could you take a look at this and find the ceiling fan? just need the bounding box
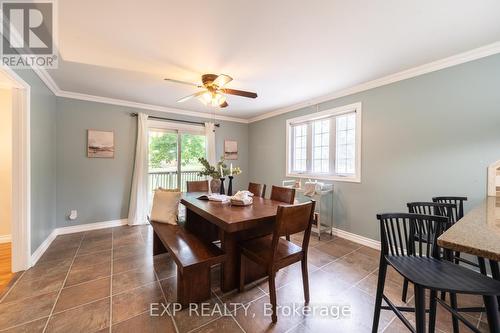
[164,74,257,108]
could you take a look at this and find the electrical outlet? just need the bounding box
[69,210,77,220]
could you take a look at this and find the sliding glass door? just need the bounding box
[148,122,207,197]
[148,129,179,191]
[179,132,206,189]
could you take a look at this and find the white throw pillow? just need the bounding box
[150,189,181,225]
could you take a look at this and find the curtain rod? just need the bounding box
[130,113,220,127]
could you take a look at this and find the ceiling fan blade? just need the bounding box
[213,74,233,88]
[177,90,206,103]
[220,101,228,108]
[164,78,203,88]
[223,88,257,99]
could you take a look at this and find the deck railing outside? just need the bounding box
[148,170,206,193]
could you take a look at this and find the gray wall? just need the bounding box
[16,52,500,251]
[13,69,57,252]
[55,97,248,227]
[7,65,249,250]
[249,54,500,241]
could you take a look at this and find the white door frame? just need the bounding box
[1,66,31,272]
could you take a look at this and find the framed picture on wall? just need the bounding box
[224,140,238,160]
[87,130,115,158]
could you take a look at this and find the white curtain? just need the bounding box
[205,122,216,165]
[128,113,149,225]
[205,122,216,194]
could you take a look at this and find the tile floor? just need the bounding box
[0,225,490,333]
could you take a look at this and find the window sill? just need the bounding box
[286,172,361,183]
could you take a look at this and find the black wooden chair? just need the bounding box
[432,196,467,223]
[434,197,500,305]
[372,213,500,333]
[478,256,500,321]
[401,202,456,303]
[407,201,455,242]
[432,196,485,271]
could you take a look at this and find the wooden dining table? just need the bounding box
[181,192,284,292]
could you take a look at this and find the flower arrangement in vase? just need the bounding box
[198,156,242,194]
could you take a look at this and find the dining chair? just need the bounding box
[270,185,296,203]
[409,201,500,331]
[478,256,500,318]
[239,200,316,323]
[372,213,500,333]
[186,180,209,193]
[432,196,467,224]
[400,202,456,303]
[432,196,484,270]
[270,185,296,241]
[248,182,266,198]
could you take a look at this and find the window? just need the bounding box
[148,121,207,194]
[286,103,361,182]
[335,113,356,175]
[292,124,307,172]
[312,119,330,173]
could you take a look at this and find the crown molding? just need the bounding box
[31,66,61,94]
[31,68,249,124]
[30,41,500,125]
[248,41,500,123]
[56,90,249,123]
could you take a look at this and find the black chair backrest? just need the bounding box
[432,196,467,224]
[377,213,449,259]
[407,202,455,229]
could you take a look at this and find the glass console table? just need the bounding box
[282,180,334,240]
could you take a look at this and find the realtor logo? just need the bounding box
[1,0,57,68]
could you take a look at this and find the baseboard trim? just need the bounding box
[331,227,381,250]
[30,230,57,266]
[56,219,128,235]
[29,219,379,266]
[30,219,129,266]
[0,234,12,244]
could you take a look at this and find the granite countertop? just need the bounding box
[438,196,500,261]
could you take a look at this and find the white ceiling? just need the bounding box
[48,0,500,119]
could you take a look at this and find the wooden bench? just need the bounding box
[150,221,225,306]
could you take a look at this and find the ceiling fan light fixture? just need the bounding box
[171,73,256,109]
[197,91,226,107]
[197,91,212,105]
[214,93,226,107]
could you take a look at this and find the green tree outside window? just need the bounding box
[149,133,206,169]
